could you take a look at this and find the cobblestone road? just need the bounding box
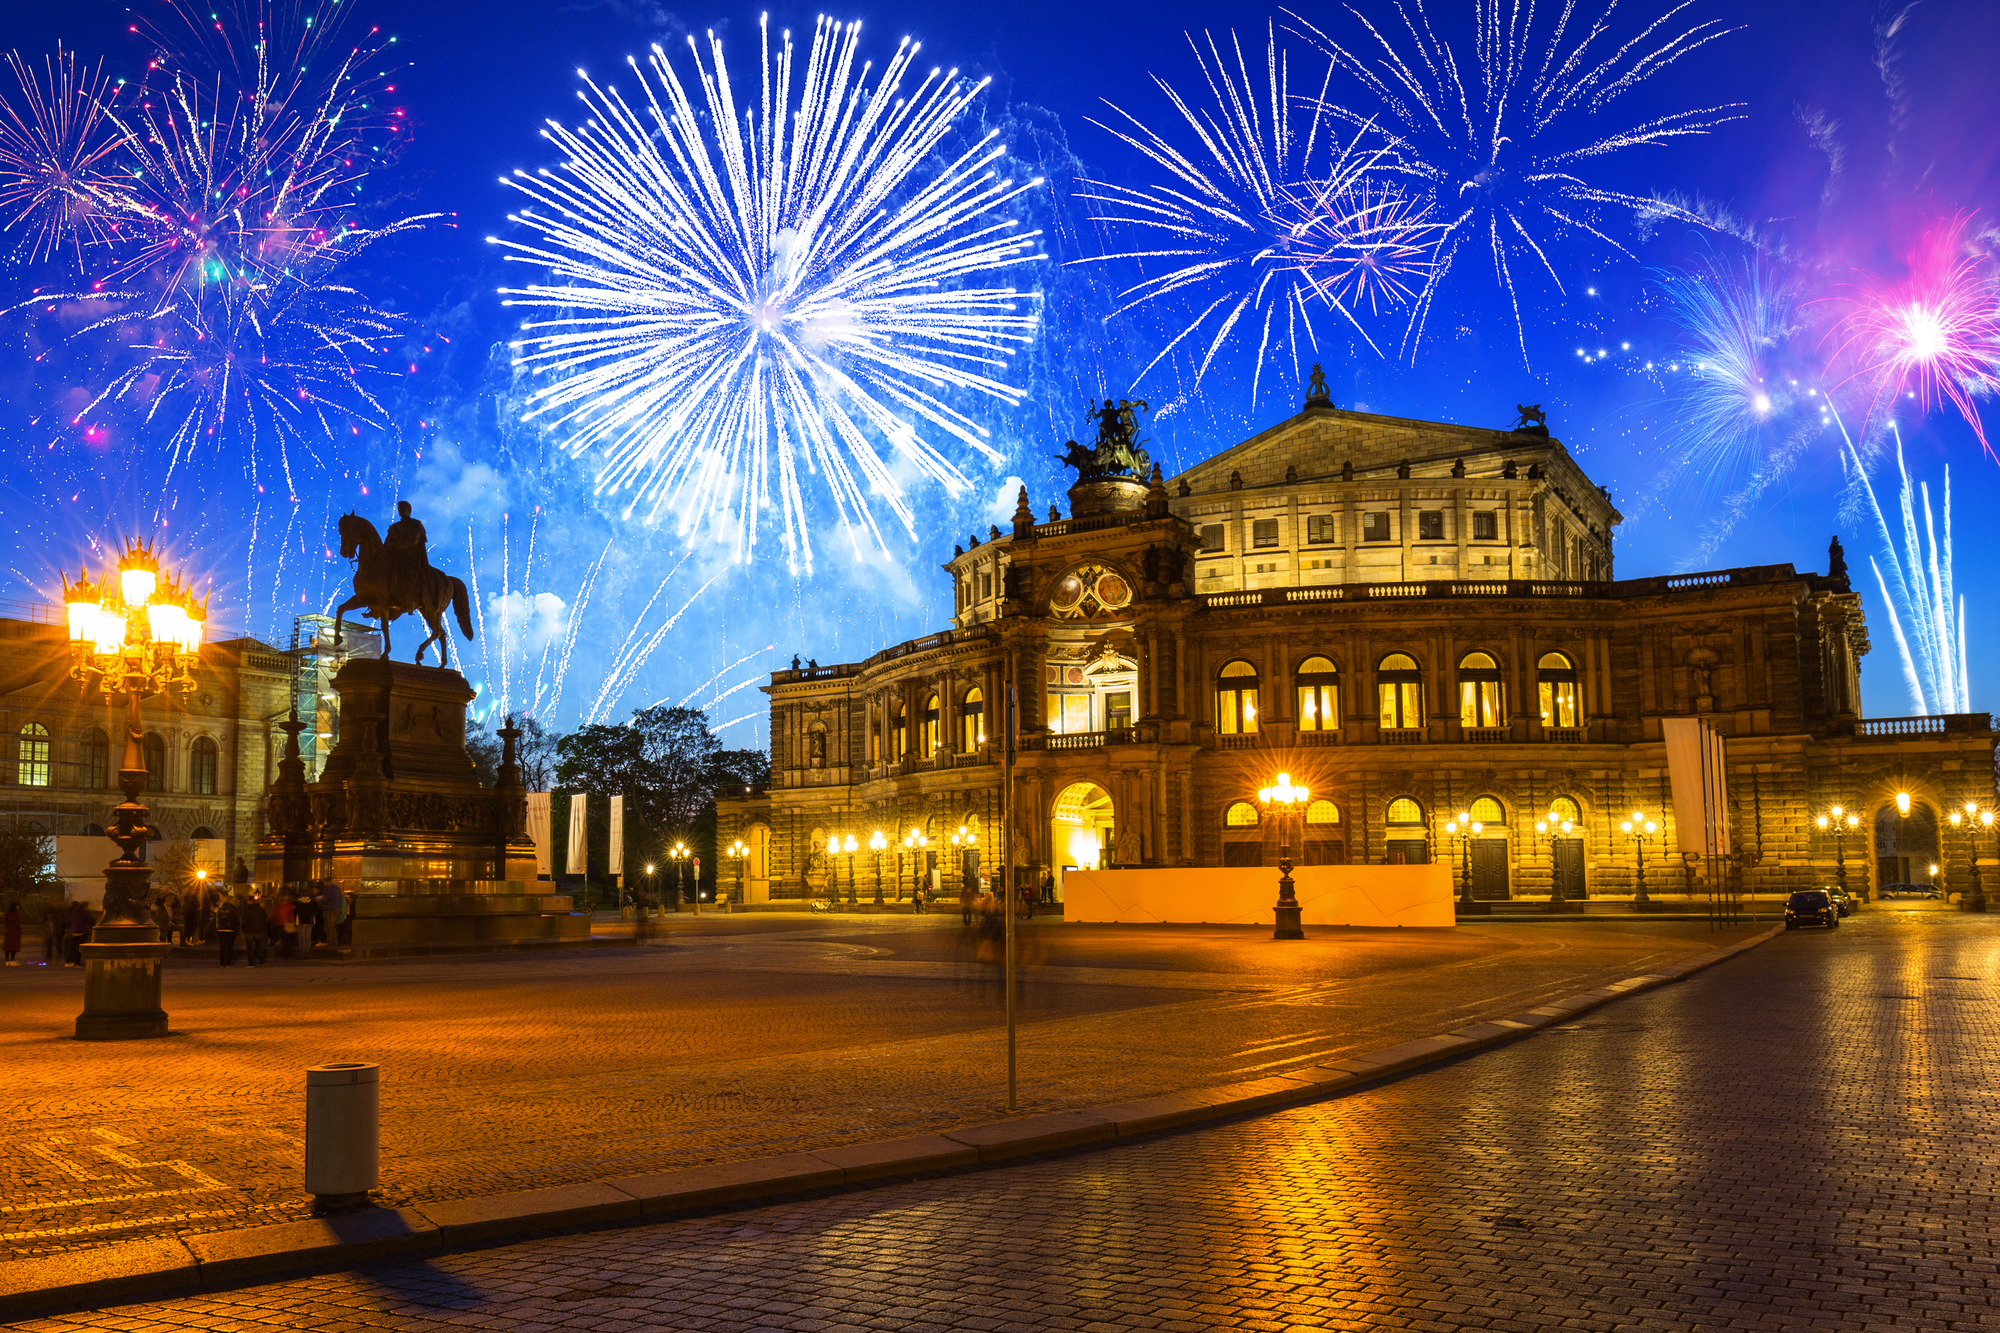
[1,913,1755,1266]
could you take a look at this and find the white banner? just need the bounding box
[608,795,624,876]
[566,792,588,875]
[1662,717,1730,856]
[526,793,552,877]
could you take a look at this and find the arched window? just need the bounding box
[142,732,167,792]
[83,727,109,790]
[1547,795,1582,825]
[1383,796,1429,864]
[1217,660,1260,735]
[1303,799,1345,865]
[1469,795,1506,824]
[1224,800,1261,827]
[921,692,942,758]
[962,687,986,752]
[1377,654,1423,730]
[16,722,50,787]
[190,826,217,840]
[1295,656,1340,732]
[1386,797,1425,825]
[1457,652,1504,729]
[1538,652,1580,728]
[890,701,907,761]
[190,736,220,796]
[1306,800,1341,825]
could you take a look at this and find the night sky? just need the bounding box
[2,0,1997,745]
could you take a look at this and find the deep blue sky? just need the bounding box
[2,0,1997,738]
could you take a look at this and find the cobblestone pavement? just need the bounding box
[1,913,1757,1264]
[12,900,1988,1331]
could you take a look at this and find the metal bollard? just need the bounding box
[305,1062,379,1205]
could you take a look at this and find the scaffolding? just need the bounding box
[287,615,378,782]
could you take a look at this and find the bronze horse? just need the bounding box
[333,513,475,665]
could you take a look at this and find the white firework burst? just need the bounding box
[497,15,1044,573]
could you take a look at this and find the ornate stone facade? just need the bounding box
[719,396,1996,906]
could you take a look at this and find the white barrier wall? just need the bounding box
[54,836,228,906]
[1062,864,1456,928]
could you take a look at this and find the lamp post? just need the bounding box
[1619,811,1659,903]
[1949,802,1987,912]
[1534,812,1575,913]
[869,830,886,905]
[950,825,978,907]
[1813,805,1862,900]
[669,841,690,913]
[642,863,657,918]
[1257,771,1309,939]
[726,839,747,912]
[61,539,206,1039]
[1444,811,1482,906]
[842,834,858,905]
[903,829,928,902]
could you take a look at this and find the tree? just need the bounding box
[465,718,502,787]
[152,840,223,901]
[0,827,65,907]
[515,715,561,790]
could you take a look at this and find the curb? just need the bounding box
[0,924,1782,1322]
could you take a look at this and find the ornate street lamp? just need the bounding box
[1257,772,1309,939]
[841,834,858,905]
[950,825,978,906]
[1813,805,1862,900]
[903,828,929,901]
[1444,810,1482,907]
[1534,811,1576,913]
[669,840,691,912]
[726,839,748,911]
[1949,802,1987,912]
[868,830,887,905]
[61,540,206,1039]
[1619,811,1659,904]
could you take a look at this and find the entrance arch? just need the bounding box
[1875,799,1941,893]
[1051,782,1114,895]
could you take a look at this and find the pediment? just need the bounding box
[1172,406,1566,494]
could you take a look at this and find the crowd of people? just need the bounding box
[1,856,354,968]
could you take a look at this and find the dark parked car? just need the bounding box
[1824,886,1855,917]
[1785,889,1839,930]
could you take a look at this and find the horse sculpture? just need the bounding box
[333,513,475,666]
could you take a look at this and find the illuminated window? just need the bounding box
[16,723,50,788]
[1457,651,1505,728]
[1538,651,1579,728]
[890,704,907,761]
[962,688,986,751]
[190,736,219,795]
[1217,660,1259,735]
[1386,797,1425,825]
[1306,800,1340,825]
[1470,796,1505,824]
[1473,510,1498,540]
[1225,801,1261,827]
[1377,654,1422,730]
[1548,795,1582,824]
[1046,692,1093,735]
[922,693,941,758]
[1296,656,1340,732]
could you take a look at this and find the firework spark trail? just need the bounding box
[497,15,1044,573]
[1826,213,2000,459]
[585,563,725,725]
[0,45,130,262]
[545,537,614,722]
[1285,0,1745,362]
[669,645,776,709]
[1836,416,1966,715]
[1078,25,1422,397]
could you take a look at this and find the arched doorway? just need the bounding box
[1051,782,1114,895]
[1875,800,1941,893]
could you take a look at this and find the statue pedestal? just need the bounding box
[258,660,589,956]
[75,925,171,1040]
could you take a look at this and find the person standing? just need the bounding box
[181,892,201,950]
[3,901,20,964]
[151,895,171,942]
[275,893,298,961]
[232,856,251,889]
[42,900,59,965]
[65,899,92,966]
[214,894,240,967]
[242,894,268,966]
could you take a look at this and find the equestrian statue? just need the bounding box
[333,500,475,666]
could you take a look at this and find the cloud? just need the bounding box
[486,590,569,657]
[983,475,1026,525]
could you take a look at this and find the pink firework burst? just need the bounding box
[1828,214,2000,457]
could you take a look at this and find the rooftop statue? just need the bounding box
[1055,397,1152,481]
[1513,403,1550,435]
[333,500,476,666]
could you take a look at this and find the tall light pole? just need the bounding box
[1534,811,1575,913]
[1814,805,1861,900]
[1619,810,1659,903]
[1444,811,1482,906]
[842,834,858,905]
[726,839,748,912]
[62,540,206,1040]
[1258,772,1309,939]
[1949,802,1987,912]
[669,840,691,913]
[950,825,978,907]
[903,829,928,902]
[643,862,657,917]
[869,830,886,905]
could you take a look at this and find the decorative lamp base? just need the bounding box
[75,927,171,1041]
[1272,901,1304,940]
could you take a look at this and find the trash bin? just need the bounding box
[305,1062,379,1204]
